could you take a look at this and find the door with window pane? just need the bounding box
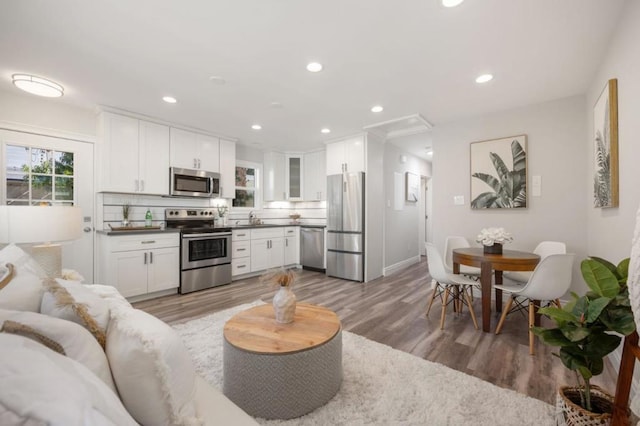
[1,130,94,281]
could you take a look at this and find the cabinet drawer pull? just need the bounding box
[141,241,156,244]
[237,248,246,252]
[237,233,246,237]
[237,265,246,269]
[150,252,153,264]
[144,252,147,264]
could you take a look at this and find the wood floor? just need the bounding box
[134,257,617,405]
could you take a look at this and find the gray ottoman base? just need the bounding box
[223,330,342,420]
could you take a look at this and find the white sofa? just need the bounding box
[0,244,258,426]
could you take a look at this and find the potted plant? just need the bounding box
[533,256,635,424]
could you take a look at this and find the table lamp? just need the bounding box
[0,205,82,278]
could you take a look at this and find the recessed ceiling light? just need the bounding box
[270,101,284,109]
[371,105,384,113]
[475,74,494,84]
[162,96,177,103]
[12,74,64,97]
[321,128,331,134]
[251,124,262,130]
[209,75,226,85]
[442,0,464,7]
[306,62,323,72]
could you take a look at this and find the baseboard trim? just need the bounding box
[384,256,421,276]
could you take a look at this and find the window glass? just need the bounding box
[5,144,75,205]
[232,161,260,208]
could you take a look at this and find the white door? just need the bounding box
[1,129,95,281]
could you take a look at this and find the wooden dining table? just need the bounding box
[452,248,540,332]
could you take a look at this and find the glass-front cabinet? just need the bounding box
[286,155,302,201]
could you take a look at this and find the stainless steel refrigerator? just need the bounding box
[326,172,364,281]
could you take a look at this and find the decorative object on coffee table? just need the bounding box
[264,269,296,323]
[476,227,512,255]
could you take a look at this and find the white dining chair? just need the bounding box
[494,253,575,355]
[443,236,481,277]
[504,241,566,284]
[426,243,480,330]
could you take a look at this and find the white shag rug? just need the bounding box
[173,302,555,425]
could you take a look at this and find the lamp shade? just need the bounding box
[0,206,82,244]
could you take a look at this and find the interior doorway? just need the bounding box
[419,176,430,256]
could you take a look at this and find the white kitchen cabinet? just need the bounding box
[284,226,299,265]
[97,233,179,298]
[303,150,326,201]
[250,227,285,272]
[286,155,303,200]
[326,135,365,175]
[170,128,220,172]
[98,112,170,194]
[263,151,286,201]
[231,229,251,276]
[219,138,236,199]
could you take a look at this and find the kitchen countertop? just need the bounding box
[96,228,181,236]
[229,223,326,229]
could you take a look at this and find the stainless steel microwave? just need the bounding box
[170,167,220,198]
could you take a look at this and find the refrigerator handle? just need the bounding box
[343,181,346,193]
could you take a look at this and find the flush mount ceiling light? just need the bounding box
[251,124,262,130]
[442,0,464,7]
[209,75,226,85]
[162,96,177,103]
[12,74,64,97]
[371,105,384,113]
[475,74,494,84]
[306,62,323,72]
[321,128,331,134]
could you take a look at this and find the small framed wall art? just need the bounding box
[405,172,419,202]
[593,78,618,208]
[470,135,527,209]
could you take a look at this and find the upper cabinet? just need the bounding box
[219,139,236,199]
[326,135,365,175]
[263,151,286,201]
[170,128,219,172]
[303,150,326,201]
[286,155,303,201]
[98,112,170,195]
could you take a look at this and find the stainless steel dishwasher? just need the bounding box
[301,226,325,271]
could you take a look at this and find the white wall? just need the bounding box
[0,89,96,138]
[383,142,431,271]
[432,95,589,294]
[586,0,640,262]
[235,143,264,163]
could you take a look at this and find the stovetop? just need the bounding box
[165,208,230,233]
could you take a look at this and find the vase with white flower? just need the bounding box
[476,227,513,255]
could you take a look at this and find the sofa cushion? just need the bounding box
[40,278,109,348]
[106,306,199,425]
[0,333,137,426]
[193,375,259,426]
[0,309,116,393]
[0,244,47,312]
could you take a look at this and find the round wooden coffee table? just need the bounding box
[223,303,342,420]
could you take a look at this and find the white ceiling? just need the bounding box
[0,0,626,160]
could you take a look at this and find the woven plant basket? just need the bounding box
[555,385,614,426]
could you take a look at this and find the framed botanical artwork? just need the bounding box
[470,135,527,209]
[593,78,618,208]
[405,172,419,202]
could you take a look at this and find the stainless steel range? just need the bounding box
[165,208,232,294]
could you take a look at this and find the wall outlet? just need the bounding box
[387,200,391,208]
[532,175,542,197]
[453,195,465,205]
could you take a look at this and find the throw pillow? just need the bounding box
[0,263,14,289]
[0,333,136,425]
[0,244,47,312]
[40,278,109,348]
[0,309,117,393]
[106,305,199,426]
[84,284,133,310]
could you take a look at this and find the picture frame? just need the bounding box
[593,78,618,208]
[470,135,527,209]
[405,172,419,202]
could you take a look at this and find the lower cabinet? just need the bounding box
[97,233,179,298]
[231,226,300,277]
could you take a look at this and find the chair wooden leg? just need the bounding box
[495,297,514,335]
[464,286,479,330]
[426,284,439,317]
[529,301,536,356]
[554,298,562,309]
[440,287,450,330]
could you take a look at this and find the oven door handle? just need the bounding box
[182,232,232,238]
